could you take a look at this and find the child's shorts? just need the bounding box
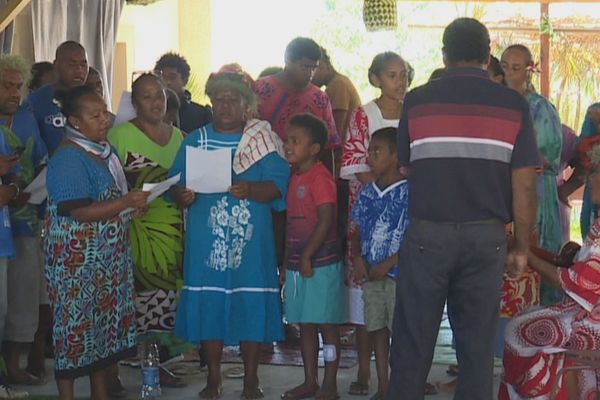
[362,277,396,332]
[284,262,345,324]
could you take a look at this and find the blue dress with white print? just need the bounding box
[169,124,290,345]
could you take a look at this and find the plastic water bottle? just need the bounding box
[140,341,162,398]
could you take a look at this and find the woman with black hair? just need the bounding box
[45,85,148,399]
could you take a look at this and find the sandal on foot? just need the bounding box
[369,393,383,400]
[446,364,459,376]
[7,371,46,386]
[424,382,438,396]
[241,386,264,400]
[348,381,369,395]
[281,387,318,400]
[199,386,222,399]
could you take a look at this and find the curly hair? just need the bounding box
[0,54,30,84]
[154,52,191,83]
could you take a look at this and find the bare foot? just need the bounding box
[242,385,264,399]
[281,382,319,399]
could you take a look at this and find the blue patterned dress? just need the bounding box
[578,102,600,238]
[45,146,136,378]
[170,124,289,345]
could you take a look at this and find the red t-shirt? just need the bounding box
[285,162,339,270]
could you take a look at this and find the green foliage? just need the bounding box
[309,1,600,134]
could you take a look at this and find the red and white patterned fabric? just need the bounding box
[340,100,399,324]
[499,219,600,400]
[233,119,285,174]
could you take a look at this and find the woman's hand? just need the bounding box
[0,154,18,176]
[171,186,195,208]
[124,190,150,209]
[229,181,250,199]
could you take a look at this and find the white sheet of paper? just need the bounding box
[142,173,181,203]
[25,167,48,205]
[113,91,136,126]
[186,146,231,193]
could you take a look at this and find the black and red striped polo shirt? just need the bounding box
[398,67,539,223]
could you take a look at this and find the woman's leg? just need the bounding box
[56,378,75,400]
[317,324,340,399]
[564,370,579,400]
[200,340,223,399]
[282,323,319,398]
[27,304,52,377]
[240,341,263,399]
[89,368,108,400]
[372,328,390,397]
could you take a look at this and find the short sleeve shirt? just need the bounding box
[352,180,409,278]
[286,162,339,270]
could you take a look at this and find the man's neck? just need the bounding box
[445,61,486,70]
[376,171,404,190]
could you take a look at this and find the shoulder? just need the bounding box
[26,84,54,105]
[48,146,87,171]
[11,107,40,134]
[253,76,278,96]
[107,122,136,143]
[310,163,335,185]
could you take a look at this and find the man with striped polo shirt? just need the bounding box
[389,18,539,400]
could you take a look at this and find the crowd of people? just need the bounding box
[0,15,599,400]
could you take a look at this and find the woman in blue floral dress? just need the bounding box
[169,65,289,400]
[45,86,149,399]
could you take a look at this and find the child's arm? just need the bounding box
[229,181,281,203]
[351,228,369,283]
[299,202,334,278]
[369,253,398,281]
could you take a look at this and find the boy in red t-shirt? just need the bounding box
[281,113,343,400]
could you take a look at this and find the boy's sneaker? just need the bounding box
[0,384,28,399]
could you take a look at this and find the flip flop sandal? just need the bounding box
[241,386,264,400]
[199,386,222,400]
[348,381,369,395]
[8,371,46,386]
[281,389,318,400]
[369,393,383,400]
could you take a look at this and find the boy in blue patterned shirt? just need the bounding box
[351,127,408,400]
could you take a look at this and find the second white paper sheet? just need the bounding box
[186,146,231,193]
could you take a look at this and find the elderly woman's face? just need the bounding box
[211,89,246,132]
[70,93,110,142]
[501,49,530,92]
[133,77,166,124]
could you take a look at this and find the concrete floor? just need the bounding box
[22,359,502,399]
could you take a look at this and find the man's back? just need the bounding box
[397,67,539,223]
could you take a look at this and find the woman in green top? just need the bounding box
[108,73,185,387]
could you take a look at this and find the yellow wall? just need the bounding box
[113,0,212,111]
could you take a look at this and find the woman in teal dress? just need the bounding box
[169,65,289,400]
[502,44,563,305]
[45,86,149,399]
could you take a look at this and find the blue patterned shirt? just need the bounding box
[352,180,409,278]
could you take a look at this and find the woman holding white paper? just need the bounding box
[44,85,149,399]
[169,64,289,400]
[107,73,185,389]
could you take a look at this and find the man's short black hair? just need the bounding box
[154,52,191,83]
[285,37,322,63]
[289,113,328,153]
[443,18,490,65]
[370,127,398,153]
